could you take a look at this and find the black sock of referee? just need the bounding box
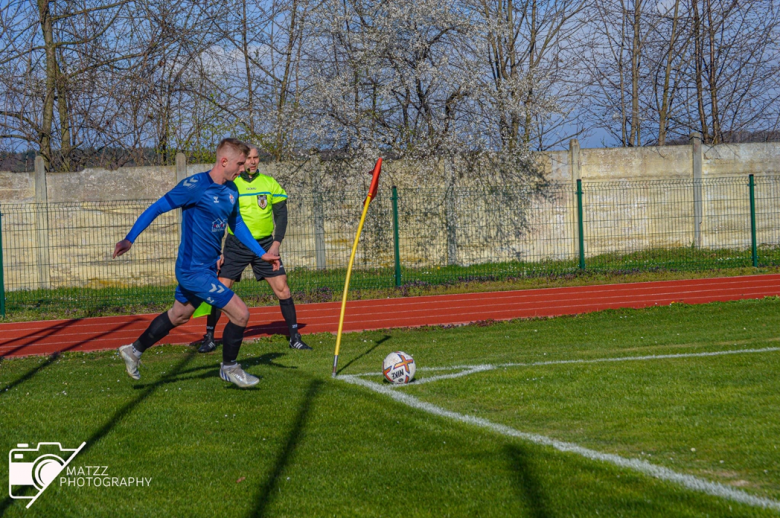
[132,311,175,355]
[222,322,246,365]
[279,297,298,339]
[206,306,222,336]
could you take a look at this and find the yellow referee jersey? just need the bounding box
[227,171,288,239]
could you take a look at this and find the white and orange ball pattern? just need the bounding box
[382,351,416,384]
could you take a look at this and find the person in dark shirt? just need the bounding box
[199,144,310,353]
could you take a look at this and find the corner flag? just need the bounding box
[332,158,383,377]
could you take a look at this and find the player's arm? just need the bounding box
[269,200,288,256]
[113,179,196,258]
[269,180,288,256]
[228,205,281,270]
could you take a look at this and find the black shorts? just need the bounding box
[219,234,286,282]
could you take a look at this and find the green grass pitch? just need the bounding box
[1,298,779,516]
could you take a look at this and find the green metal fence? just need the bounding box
[1,175,778,317]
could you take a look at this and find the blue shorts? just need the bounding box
[174,270,235,309]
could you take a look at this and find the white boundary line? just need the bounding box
[339,374,780,512]
[352,347,780,386]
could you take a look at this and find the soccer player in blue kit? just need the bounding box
[113,138,279,388]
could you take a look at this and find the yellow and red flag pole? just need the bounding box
[332,158,382,377]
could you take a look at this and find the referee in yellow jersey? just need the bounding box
[199,144,311,352]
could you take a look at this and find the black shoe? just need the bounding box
[289,333,312,350]
[198,333,218,353]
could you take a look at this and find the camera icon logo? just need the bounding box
[8,442,86,508]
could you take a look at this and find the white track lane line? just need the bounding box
[351,347,780,386]
[339,374,780,511]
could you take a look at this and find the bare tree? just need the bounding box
[469,0,586,150]
[184,0,312,161]
[583,0,664,147]
[0,0,142,170]
[685,0,780,144]
[2,0,777,168]
[651,0,689,145]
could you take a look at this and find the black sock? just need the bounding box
[133,311,175,352]
[279,297,298,338]
[222,322,246,364]
[206,306,222,335]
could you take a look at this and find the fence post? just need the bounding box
[691,132,703,248]
[309,157,327,269]
[175,152,187,183]
[569,138,581,180]
[569,139,582,262]
[576,179,585,270]
[392,186,401,287]
[444,159,458,266]
[34,156,51,289]
[749,174,757,267]
[0,207,5,318]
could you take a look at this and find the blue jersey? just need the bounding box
[125,171,267,277]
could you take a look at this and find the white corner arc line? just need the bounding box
[339,376,780,511]
[350,347,780,385]
[410,365,496,385]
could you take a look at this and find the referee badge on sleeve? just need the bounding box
[258,195,268,209]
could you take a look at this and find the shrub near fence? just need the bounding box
[0,175,779,317]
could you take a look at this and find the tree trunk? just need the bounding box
[276,0,299,161]
[692,0,709,143]
[705,0,721,144]
[523,0,537,146]
[37,0,56,170]
[630,0,642,146]
[242,0,255,135]
[658,0,681,146]
[618,8,628,146]
[55,54,72,171]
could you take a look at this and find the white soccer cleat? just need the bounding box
[219,362,261,388]
[118,344,141,380]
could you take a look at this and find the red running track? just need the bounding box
[1,274,778,358]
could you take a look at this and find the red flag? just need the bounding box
[367,158,382,200]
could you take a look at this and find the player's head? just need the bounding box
[246,145,260,175]
[215,138,249,181]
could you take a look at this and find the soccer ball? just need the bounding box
[382,351,416,384]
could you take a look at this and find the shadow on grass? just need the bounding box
[238,352,296,370]
[505,444,551,518]
[0,318,144,397]
[80,350,198,456]
[0,354,61,398]
[0,350,198,516]
[131,353,295,391]
[249,379,322,518]
[0,492,16,516]
[189,322,308,347]
[124,353,297,393]
[337,335,391,375]
[245,321,308,340]
[0,318,80,353]
[0,496,13,515]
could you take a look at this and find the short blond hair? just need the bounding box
[216,138,249,159]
